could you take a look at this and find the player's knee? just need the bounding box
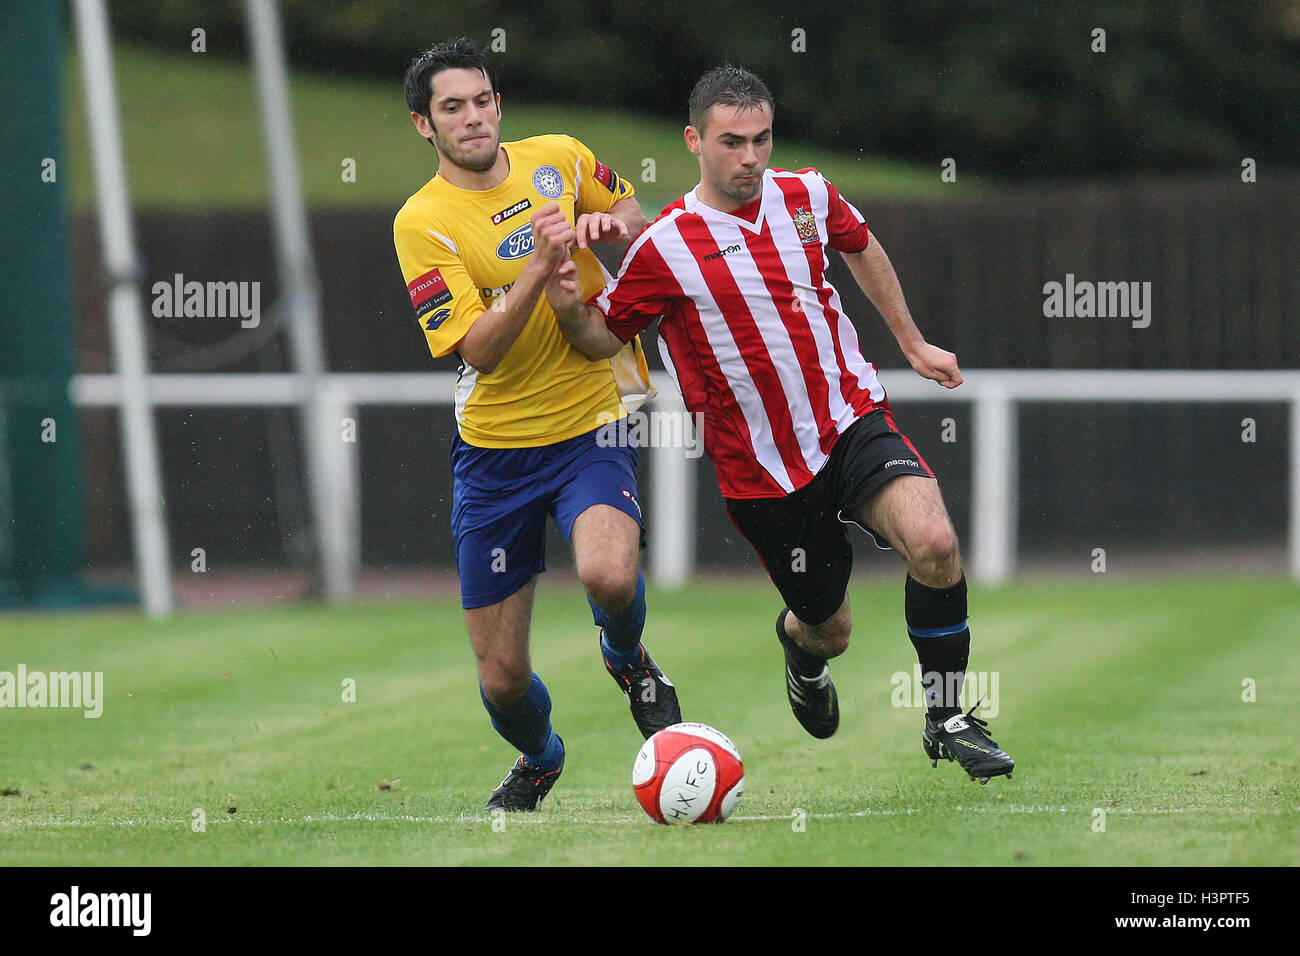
[804,629,850,658]
[581,566,637,615]
[477,657,531,708]
[908,520,961,583]
[810,630,850,658]
[799,606,852,658]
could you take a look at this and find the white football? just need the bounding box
[633,722,745,824]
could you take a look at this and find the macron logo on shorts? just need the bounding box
[884,458,919,469]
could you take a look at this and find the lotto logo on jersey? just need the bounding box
[491,198,532,225]
[593,159,620,193]
[425,307,452,331]
[407,268,452,318]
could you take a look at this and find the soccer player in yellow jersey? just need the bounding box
[393,38,682,811]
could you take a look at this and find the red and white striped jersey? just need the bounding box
[592,167,886,498]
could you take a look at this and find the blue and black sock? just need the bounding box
[480,674,564,771]
[591,572,647,670]
[905,573,971,722]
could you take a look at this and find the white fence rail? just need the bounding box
[70,369,1300,611]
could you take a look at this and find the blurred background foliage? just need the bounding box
[105,0,1299,175]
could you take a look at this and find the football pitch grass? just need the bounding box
[1,576,1296,867]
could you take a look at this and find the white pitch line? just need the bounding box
[1,804,1296,829]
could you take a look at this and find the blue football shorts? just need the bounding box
[450,426,643,609]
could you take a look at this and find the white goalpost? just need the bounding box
[72,0,339,616]
[71,0,173,617]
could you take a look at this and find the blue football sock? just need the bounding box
[524,730,565,771]
[600,630,642,670]
[591,573,647,668]
[480,674,564,771]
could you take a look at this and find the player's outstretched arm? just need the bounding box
[840,236,963,389]
[610,197,649,237]
[575,197,647,250]
[546,259,626,360]
[453,204,573,373]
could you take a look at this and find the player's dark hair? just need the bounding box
[688,64,775,133]
[403,37,498,121]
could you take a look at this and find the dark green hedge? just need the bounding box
[106,0,1298,174]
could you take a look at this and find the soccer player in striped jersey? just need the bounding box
[546,65,1014,784]
[392,39,682,812]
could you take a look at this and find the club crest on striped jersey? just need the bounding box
[793,206,819,244]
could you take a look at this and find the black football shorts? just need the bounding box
[724,409,934,625]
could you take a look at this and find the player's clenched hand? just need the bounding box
[574,212,629,249]
[544,257,583,320]
[530,203,576,267]
[906,342,963,388]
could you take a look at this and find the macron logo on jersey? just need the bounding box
[407,268,452,319]
[703,243,742,262]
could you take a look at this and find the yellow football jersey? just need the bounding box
[394,134,639,448]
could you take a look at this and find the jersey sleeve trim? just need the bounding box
[821,174,871,253]
[393,215,486,360]
[567,134,637,216]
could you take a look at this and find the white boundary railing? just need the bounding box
[70,369,1300,611]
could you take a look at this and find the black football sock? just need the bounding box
[905,573,971,722]
[778,608,828,677]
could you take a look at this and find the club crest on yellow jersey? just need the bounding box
[533,165,564,199]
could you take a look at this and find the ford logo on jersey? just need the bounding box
[495,223,535,260]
